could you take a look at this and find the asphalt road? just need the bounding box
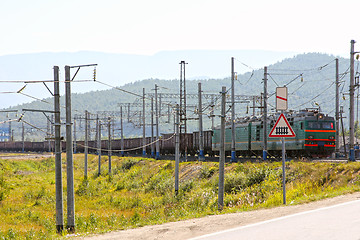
[190,200,360,240]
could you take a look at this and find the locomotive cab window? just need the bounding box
[322,122,334,129]
[308,122,321,129]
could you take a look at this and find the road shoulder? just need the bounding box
[80,192,360,240]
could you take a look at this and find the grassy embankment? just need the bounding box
[0,153,360,239]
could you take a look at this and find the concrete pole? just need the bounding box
[198,82,205,160]
[65,65,75,232]
[97,115,101,176]
[341,106,347,157]
[175,104,180,195]
[350,40,356,161]
[142,88,146,156]
[211,96,215,130]
[47,117,51,152]
[231,57,236,162]
[218,86,226,211]
[84,110,88,178]
[73,117,77,154]
[263,66,268,160]
[335,58,340,156]
[155,84,160,159]
[22,121,25,153]
[108,117,112,175]
[151,98,155,157]
[120,106,124,157]
[253,96,256,116]
[54,66,63,232]
[127,103,130,123]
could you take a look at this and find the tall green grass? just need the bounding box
[0,155,359,239]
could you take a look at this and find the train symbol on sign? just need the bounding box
[269,113,296,138]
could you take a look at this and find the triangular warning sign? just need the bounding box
[268,113,296,138]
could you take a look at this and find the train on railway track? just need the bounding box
[0,109,336,158]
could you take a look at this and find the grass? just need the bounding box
[0,154,360,239]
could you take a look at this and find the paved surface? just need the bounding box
[190,200,360,240]
[80,192,360,240]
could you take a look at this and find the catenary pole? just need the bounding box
[54,66,63,232]
[175,104,180,195]
[22,121,25,153]
[231,57,236,162]
[65,65,75,232]
[335,58,340,156]
[350,40,356,161]
[120,106,124,157]
[143,88,146,156]
[263,66,268,160]
[198,82,205,160]
[108,116,112,175]
[73,117,77,153]
[218,86,226,211]
[84,110,88,178]
[151,97,155,157]
[97,115,101,176]
[155,84,160,159]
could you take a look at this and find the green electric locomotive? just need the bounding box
[212,109,336,158]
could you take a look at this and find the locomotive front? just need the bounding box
[303,113,336,156]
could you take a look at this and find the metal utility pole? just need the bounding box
[281,123,286,205]
[175,104,180,195]
[335,58,340,156]
[84,110,88,178]
[120,106,124,157]
[218,86,226,211]
[198,82,205,161]
[155,84,160,159]
[263,66,268,161]
[97,115,101,176]
[108,117,112,175]
[142,88,146,156]
[54,66,63,232]
[180,61,188,161]
[350,40,356,161]
[65,65,75,232]
[231,57,236,162]
[151,98,155,157]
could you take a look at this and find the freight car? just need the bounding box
[0,109,335,159]
[212,109,336,158]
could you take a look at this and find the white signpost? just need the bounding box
[269,86,294,205]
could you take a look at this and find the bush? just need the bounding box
[224,172,246,193]
[199,166,217,179]
[0,175,8,202]
[121,158,139,171]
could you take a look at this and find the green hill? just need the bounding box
[0,52,352,141]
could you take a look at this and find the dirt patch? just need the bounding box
[0,153,53,160]
[80,192,360,240]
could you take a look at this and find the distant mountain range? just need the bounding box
[0,51,353,141]
[0,50,298,108]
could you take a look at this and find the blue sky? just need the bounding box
[1,0,360,57]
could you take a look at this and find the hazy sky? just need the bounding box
[1,0,359,57]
